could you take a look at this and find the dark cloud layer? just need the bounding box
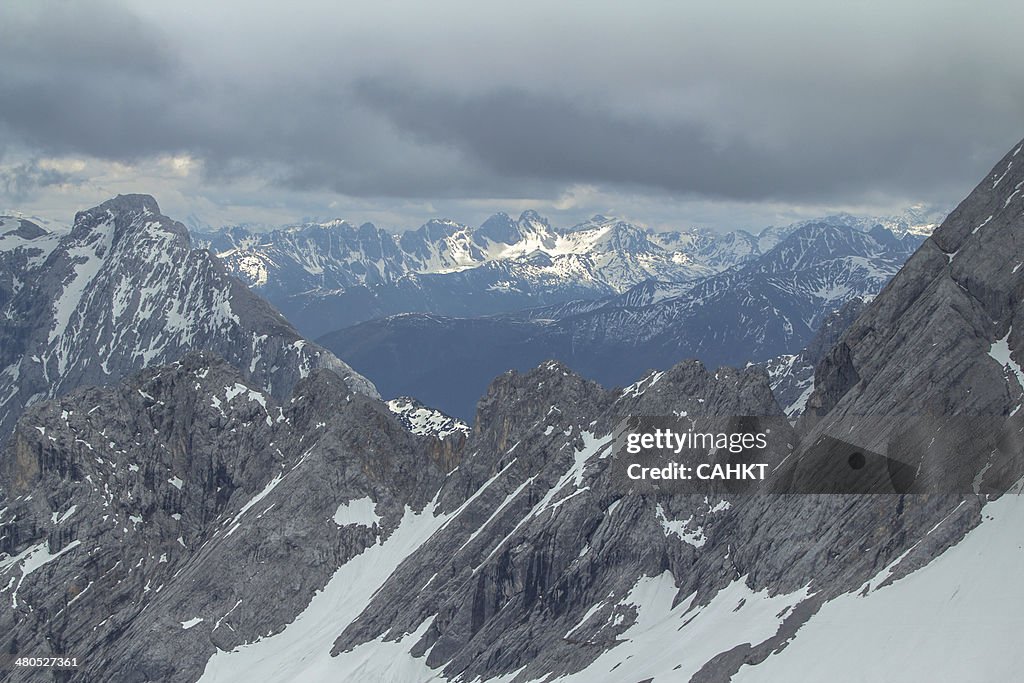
[2,0,1022,210]
[0,160,76,201]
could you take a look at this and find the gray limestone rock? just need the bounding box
[0,195,376,447]
[0,352,438,682]
[1,141,1022,682]
[761,297,868,417]
[801,139,1024,463]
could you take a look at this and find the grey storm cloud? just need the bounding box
[2,0,1023,206]
[351,81,989,202]
[0,159,77,201]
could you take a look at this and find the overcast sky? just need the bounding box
[1,0,1022,232]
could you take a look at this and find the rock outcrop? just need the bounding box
[0,195,376,445]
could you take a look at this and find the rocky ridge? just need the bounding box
[0,352,439,682]
[761,297,868,417]
[321,221,922,419]
[0,142,1020,682]
[0,195,376,446]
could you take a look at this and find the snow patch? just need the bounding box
[655,504,706,548]
[225,471,284,536]
[386,398,469,440]
[989,329,1024,389]
[199,504,450,682]
[734,495,1024,682]
[1,539,82,608]
[333,497,380,528]
[551,572,809,682]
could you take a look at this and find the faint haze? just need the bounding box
[0,0,1021,231]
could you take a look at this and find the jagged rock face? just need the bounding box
[0,195,376,445]
[474,212,527,246]
[316,360,980,683]
[762,297,867,417]
[331,362,792,673]
[0,216,61,312]
[0,147,1016,683]
[399,218,487,269]
[0,352,443,682]
[0,363,1000,683]
[194,146,1013,681]
[803,139,1024,453]
[5,352,835,683]
[207,219,415,295]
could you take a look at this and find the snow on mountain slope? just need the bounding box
[733,492,1024,682]
[548,573,811,683]
[387,397,470,441]
[761,297,868,418]
[0,212,68,238]
[200,503,451,683]
[652,226,761,272]
[200,213,639,336]
[788,205,942,239]
[1,172,987,683]
[762,353,815,417]
[0,215,63,308]
[0,195,376,443]
[322,224,921,419]
[305,142,1016,682]
[161,359,805,683]
[401,218,487,273]
[5,342,1005,683]
[199,210,927,337]
[1,134,1019,683]
[0,215,60,251]
[0,352,439,683]
[551,223,921,368]
[208,219,413,291]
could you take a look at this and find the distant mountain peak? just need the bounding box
[0,194,377,443]
[0,217,47,240]
[518,209,549,226]
[70,193,189,255]
[477,212,522,244]
[82,193,161,218]
[196,205,931,338]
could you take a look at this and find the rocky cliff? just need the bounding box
[0,195,376,446]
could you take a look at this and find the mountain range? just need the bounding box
[320,221,925,419]
[0,137,1021,683]
[199,209,934,339]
